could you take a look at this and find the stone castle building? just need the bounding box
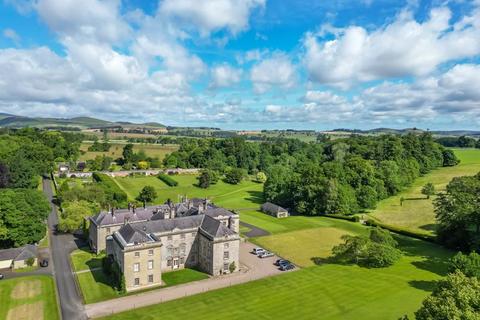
[88,198,240,292]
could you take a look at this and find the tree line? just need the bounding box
[163,133,458,215]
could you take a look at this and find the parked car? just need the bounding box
[40,259,49,268]
[274,259,291,266]
[280,263,295,271]
[259,251,274,258]
[252,247,265,255]
[0,273,4,280]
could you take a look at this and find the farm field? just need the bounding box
[79,142,178,162]
[100,217,452,320]
[114,174,264,210]
[0,275,60,320]
[369,148,480,235]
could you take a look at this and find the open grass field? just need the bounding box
[100,219,452,320]
[0,275,59,320]
[114,174,264,210]
[369,148,480,235]
[79,142,178,162]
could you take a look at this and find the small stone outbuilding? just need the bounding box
[261,202,289,218]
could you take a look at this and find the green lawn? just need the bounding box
[369,148,480,235]
[79,142,178,162]
[114,175,264,210]
[100,226,452,320]
[77,269,119,304]
[253,227,355,267]
[70,248,104,272]
[162,268,209,286]
[0,275,59,320]
[240,209,365,235]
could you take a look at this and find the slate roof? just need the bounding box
[204,207,236,218]
[115,212,238,246]
[118,224,153,245]
[90,206,163,226]
[261,202,288,214]
[0,244,37,262]
[200,215,236,239]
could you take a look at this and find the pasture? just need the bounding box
[0,275,59,320]
[113,174,264,210]
[79,142,178,162]
[369,148,480,235]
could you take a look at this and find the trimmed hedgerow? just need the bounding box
[157,173,178,187]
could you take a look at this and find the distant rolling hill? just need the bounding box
[0,114,165,129]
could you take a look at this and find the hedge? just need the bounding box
[365,219,437,243]
[158,173,178,187]
[324,214,360,222]
[92,172,128,206]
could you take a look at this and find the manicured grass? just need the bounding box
[99,230,452,320]
[240,209,366,235]
[369,148,480,235]
[71,248,104,272]
[0,275,60,320]
[77,269,119,304]
[162,268,209,287]
[79,142,178,162]
[253,227,354,267]
[114,175,264,210]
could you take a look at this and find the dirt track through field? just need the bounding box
[10,280,42,299]
[6,301,43,320]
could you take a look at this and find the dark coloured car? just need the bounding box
[274,259,290,266]
[40,259,49,267]
[280,263,295,271]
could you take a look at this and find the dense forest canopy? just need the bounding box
[164,133,458,215]
[0,128,82,248]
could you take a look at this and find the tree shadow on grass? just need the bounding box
[90,268,115,288]
[419,224,437,232]
[395,235,451,277]
[245,190,264,205]
[311,256,350,266]
[409,280,438,292]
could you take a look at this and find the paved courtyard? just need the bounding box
[85,241,295,318]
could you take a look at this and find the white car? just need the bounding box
[259,251,274,258]
[252,247,265,255]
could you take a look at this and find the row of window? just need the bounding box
[133,260,154,272]
[166,232,196,241]
[134,249,155,258]
[134,274,154,286]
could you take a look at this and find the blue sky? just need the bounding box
[0,0,479,130]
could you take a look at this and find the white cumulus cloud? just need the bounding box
[250,53,296,94]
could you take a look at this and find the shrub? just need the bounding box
[229,261,236,273]
[26,257,35,267]
[157,173,178,186]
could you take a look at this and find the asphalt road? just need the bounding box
[43,178,87,320]
[240,221,270,237]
